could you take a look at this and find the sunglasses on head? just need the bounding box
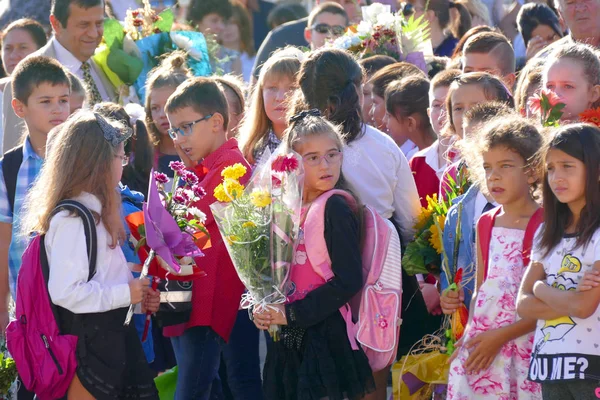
[311,23,346,36]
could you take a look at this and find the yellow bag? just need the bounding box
[392,351,449,399]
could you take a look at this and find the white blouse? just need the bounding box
[343,124,421,244]
[45,192,133,314]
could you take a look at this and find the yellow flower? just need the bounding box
[214,178,245,202]
[250,190,272,208]
[425,194,438,211]
[242,221,256,228]
[214,184,230,203]
[428,215,446,254]
[222,163,247,181]
[226,235,239,245]
[414,207,433,232]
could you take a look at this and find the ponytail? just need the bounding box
[449,1,472,39]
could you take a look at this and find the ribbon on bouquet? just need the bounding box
[241,289,287,339]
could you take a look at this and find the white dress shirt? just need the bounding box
[45,192,132,314]
[53,39,110,102]
[413,140,447,180]
[343,124,421,244]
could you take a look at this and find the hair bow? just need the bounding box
[94,112,133,147]
[289,109,321,124]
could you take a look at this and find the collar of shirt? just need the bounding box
[196,138,241,172]
[75,191,102,214]
[53,38,83,74]
[23,136,42,161]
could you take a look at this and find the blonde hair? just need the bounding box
[455,0,491,27]
[21,111,127,248]
[144,51,192,146]
[238,47,303,164]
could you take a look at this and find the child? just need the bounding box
[214,75,246,139]
[253,112,375,400]
[429,69,461,137]
[187,0,232,38]
[164,77,251,399]
[517,124,600,399]
[359,55,397,126]
[446,116,544,399]
[145,51,191,182]
[514,58,544,118]
[20,110,159,399]
[0,56,70,332]
[67,71,87,114]
[462,31,517,88]
[238,47,303,166]
[221,1,256,82]
[542,42,600,122]
[303,2,349,51]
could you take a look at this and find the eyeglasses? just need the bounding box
[303,150,342,167]
[311,23,346,36]
[168,114,214,139]
[115,154,129,167]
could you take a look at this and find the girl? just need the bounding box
[145,51,191,182]
[515,58,544,118]
[214,75,246,139]
[67,72,87,115]
[517,2,564,61]
[446,116,543,400]
[253,112,375,400]
[517,124,600,399]
[238,47,303,166]
[543,42,600,122]
[456,0,491,27]
[221,0,256,83]
[20,111,159,399]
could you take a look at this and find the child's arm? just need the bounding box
[392,153,421,245]
[532,260,600,319]
[517,261,566,320]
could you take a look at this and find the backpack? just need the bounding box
[478,207,544,282]
[6,200,97,400]
[304,190,403,372]
[1,145,24,215]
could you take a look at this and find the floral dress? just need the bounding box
[447,227,542,400]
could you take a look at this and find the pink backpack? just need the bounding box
[6,200,97,400]
[304,190,403,372]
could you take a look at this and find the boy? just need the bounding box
[187,0,233,38]
[0,55,70,332]
[462,31,517,88]
[304,2,349,50]
[164,77,250,399]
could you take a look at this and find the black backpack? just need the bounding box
[2,145,24,215]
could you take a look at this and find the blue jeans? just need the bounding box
[171,326,224,400]
[220,310,264,400]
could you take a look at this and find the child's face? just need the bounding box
[16,82,70,137]
[545,147,587,212]
[383,112,410,147]
[361,82,374,125]
[69,92,85,115]
[262,75,296,129]
[221,18,240,46]
[370,93,386,131]
[2,29,40,75]
[544,58,600,121]
[463,52,504,79]
[223,89,243,139]
[198,13,226,38]
[304,12,348,50]
[450,84,489,138]
[429,85,450,135]
[112,142,125,189]
[296,134,342,199]
[167,106,222,163]
[483,145,531,206]
[150,86,176,137]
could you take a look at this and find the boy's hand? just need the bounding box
[464,329,503,373]
[142,288,160,313]
[440,287,464,315]
[129,277,149,305]
[175,145,198,169]
[578,270,600,292]
[420,282,442,315]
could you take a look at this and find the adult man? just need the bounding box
[554,0,600,47]
[2,0,116,153]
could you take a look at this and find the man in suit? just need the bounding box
[2,0,116,153]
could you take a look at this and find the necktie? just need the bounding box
[482,202,496,214]
[81,62,103,106]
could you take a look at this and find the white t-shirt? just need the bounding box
[529,226,600,383]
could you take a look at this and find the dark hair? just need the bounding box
[385,76,431,131]
[165,77,229,131]
[12,55,70,104]
[463,31,516,75]
[187,0,233,26]
[296,48,364,143]
[419,0,472,39]
[359,55,397,77]
[307,2,349,28]
[451,25,494,59]
[517,3,563,48]
[428,56,450,78]
[463,101,515,127]
[430,68,461,91]
[1,18,47,49]
[214,75,245,117]
[94,102,153,197]
[267,3,308,29]
[66,70,87,98]
[369,62,426,99]
[538,124,600,257]
[514,58,544,114]
[51,0,104,28]
[230,0,255,57]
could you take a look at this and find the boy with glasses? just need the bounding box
[304,2,349,50]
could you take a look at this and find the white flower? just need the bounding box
[361,3,391,24]
[170,31,203,61]
[376,13,397,30]
[187,207,207,223]
[174,208,186,216]
[356,20,373,36]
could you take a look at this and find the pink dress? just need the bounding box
[447,227,541,400]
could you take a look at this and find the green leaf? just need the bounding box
[154,9,174,32]
[137,224,146,237]
[103,18,125,48]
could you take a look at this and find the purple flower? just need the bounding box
[175,188,190,202]
[182,170,199,185]
[154,172,169,184]
[173,193,186,204]
[192,185,206,199]
[169,161,186,174]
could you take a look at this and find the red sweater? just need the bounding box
[409,155,440,208]
[164,139,250,341]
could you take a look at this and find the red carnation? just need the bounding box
[271,175,282,188]
[272,155,299,173]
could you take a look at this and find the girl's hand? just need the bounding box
[464,329,504,373]
[447,337,464,364]
[266,304,288,325]
[129,277,149,304]
[253,309,272,330]
[578,270,600,292]
[420,282,442,315]
[440,288,464,315]
[525,36,548,60]
[142,288,160,313]
[175,144,198,169]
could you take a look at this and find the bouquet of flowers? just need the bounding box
[93,0,212,102]
[330,3,431,72]
[0,336,16,400]
[211,151,304,340]
[528,89,565,127]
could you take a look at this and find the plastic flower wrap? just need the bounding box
[211,150,304,340]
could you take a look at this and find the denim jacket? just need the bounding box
[440,185,479,310]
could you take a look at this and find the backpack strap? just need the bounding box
[1,145,24,216]
[522,208,544,267]
[477,206,502,283]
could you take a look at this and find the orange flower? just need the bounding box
[579,107,600,127]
